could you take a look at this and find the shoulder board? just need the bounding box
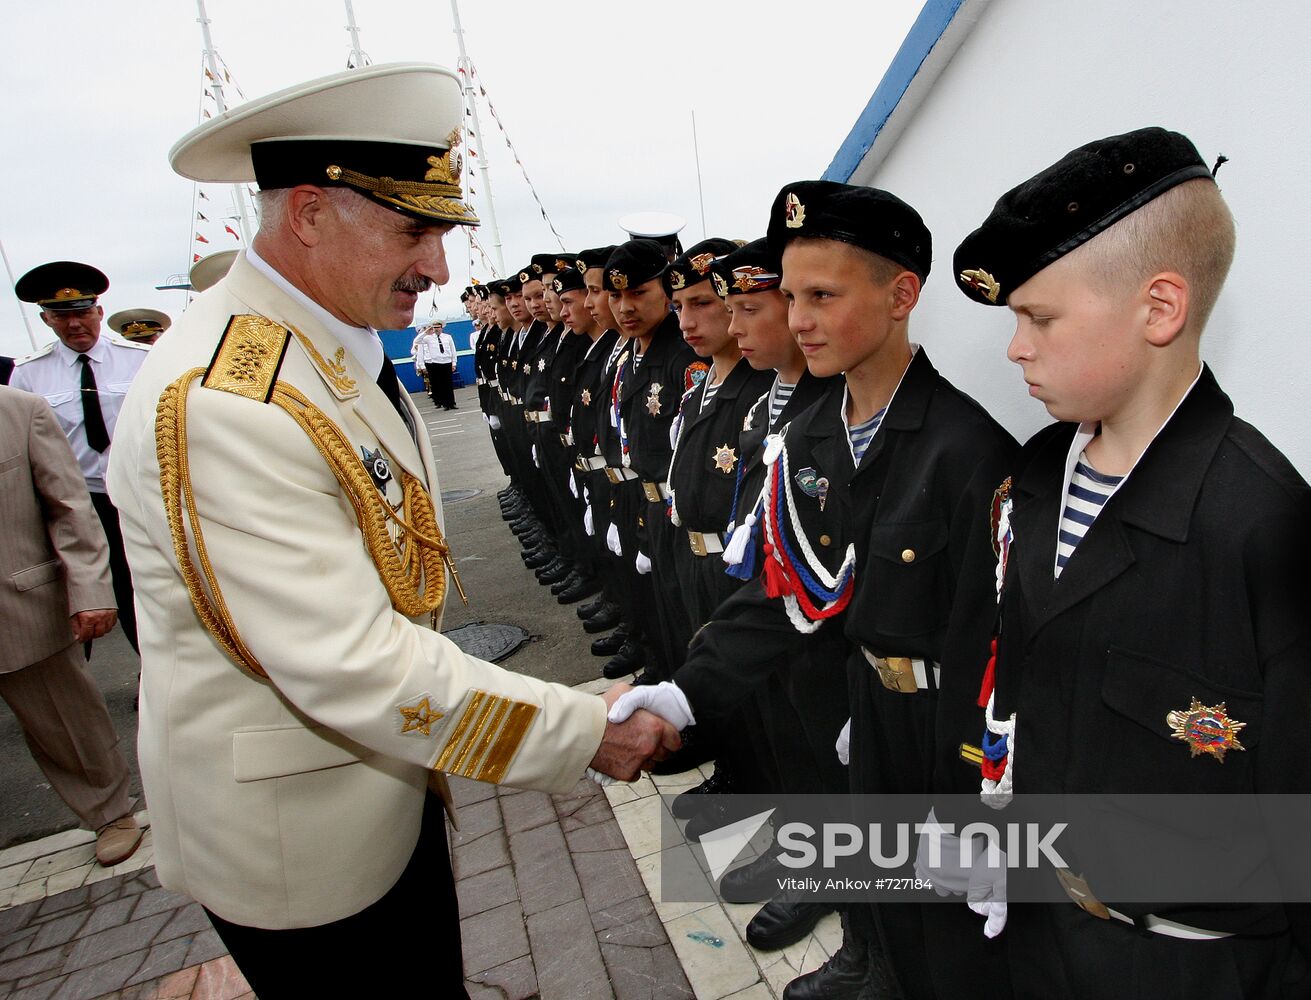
[14,343,55,365]
[201,315,291,404]
[110,336,153,352]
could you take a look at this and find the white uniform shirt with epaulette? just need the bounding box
[9,334,149,493]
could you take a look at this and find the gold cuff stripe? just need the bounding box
[475,702,538,784]
[431,690,539,784]
[433,691,488,773]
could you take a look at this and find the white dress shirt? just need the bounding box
[412,331,436,367]
[431,332,456,365]
[10,333,148,493]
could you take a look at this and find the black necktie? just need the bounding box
[375,357,406,421]
[78,354,110,452]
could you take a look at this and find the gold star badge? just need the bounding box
[713,444,738,473]
[399,697,445,737]
[581,388,592,405]
[1166,698,1246,762]
[646,383,663,416]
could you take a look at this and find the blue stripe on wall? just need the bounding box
[822,0,966,183]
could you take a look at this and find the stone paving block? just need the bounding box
[601,941,696,1000]
[28,911,88,954]
[460,900,529,977]
[9,978,63,1000]
[8,884,46,909]
[49,952,142,1000]
[665,905,759,1000]
[0,945,63,985]
[455,865,517,920]
[527,898,611,1000]
[39,871,85,900]
[576,848,647,914]
[85,881,120,907]
[509,823,581,916]
[500,790,556,834]
[565,817,628,854]
[157,905,210,943]
[33,887,89,922]
[611,799,662,860]
[122,936,192,988]
[190,955,251,999]
[449,775,498,807]
[0,925,38,961]
[80,897,135,938]
[591,895,667,948]
[466,953,539,1000]
[0,832,94,873]
[724,984,774,1000]
[147,964,199,999]
[0,865,31,894]
[64,913,169,975]
[0,902,40,939]
[451,829,510,880]
[130,887,189,922]
[24,849,94,887]
[450,798,502,847]
[182,929,227,968]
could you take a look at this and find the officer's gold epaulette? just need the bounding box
[201,315,291,404]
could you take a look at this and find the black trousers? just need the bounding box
[206,795,468,999]
[426,362,456,408]
[89,490,137,653]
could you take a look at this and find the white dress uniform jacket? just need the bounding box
[107,253,606,929]
[10,334,148,493]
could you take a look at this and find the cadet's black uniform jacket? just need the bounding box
[677,348,1017,791]
[569,331,619,462]
[988,365,1311,937]
[620,313,703,486]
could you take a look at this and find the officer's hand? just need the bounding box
[590,709,681,782]
[71,609,117,643]
[607,681,695,731]
[603,683,634,711]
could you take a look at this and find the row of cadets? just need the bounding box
[930,127,1311,999]
[602,239,707,681]
[608,181,1018,998]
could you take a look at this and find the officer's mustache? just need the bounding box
[392,276,432,294]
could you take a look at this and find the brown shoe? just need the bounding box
[95,816,144,867]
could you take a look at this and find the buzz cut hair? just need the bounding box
[1070,177,1236,334]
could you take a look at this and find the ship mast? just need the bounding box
[344,0,370,67]
[195,0,255,243]
[450,0,505,276]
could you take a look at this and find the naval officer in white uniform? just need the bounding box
[107,63,679,998]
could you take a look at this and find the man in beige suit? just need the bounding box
[0,385,143,865]
[107,63,677,997]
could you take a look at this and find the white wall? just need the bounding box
[850,0,1311,475]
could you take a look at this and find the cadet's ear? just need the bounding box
[284,185,329,249]
[1143,272,1189,347]
[889,271,921,320]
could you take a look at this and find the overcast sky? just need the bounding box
[0,0,922,355]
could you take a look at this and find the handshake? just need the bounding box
[587,681,697,783]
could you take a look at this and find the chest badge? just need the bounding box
[1166,698,1247,762]
[521,362,531,374]
[361,446,393,492]
[580,388,592,406]
[646,383,663,416]
[795,467,822,498]
[713,444,738,474]
[538,358,547,372]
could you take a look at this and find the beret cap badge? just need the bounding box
[784,192,806,229]
[711,272,729,298]
[959,268,1001,304]
[668,270,687,291]
[609,270,629,291]
[689,252,716,275]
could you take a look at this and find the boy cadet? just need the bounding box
[951,127,1311,999]
[107,65,678,996]
[612,181,1017,999]
[606,238,706,681]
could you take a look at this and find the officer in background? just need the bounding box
[11,261,148,653]
[108,308,171,347]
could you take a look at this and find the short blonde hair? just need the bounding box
[1071,178,1236,333]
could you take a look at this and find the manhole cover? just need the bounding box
[441,622,531,662]
[441,488,483,504]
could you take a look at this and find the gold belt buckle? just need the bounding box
[605,468,622,485]
[1055,868,1110,920]
[874,655,920,694]
[642,482,661,503]
[688,532,707,557]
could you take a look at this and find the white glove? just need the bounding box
[586,767,617,787]
[912,810,1008,937]
[607,681,696,731]
[531,444,540,469]
[635,550,652,574]
[835,718,851,766]
[488,415,502,431]
[607,522,623,556]
[584,505,595,536]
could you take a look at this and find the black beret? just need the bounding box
[953,127,1213,306]
[575,245,617,274]
[551,267,586,295]
[473,283,490,300]
[708,238,781,299]
[602,239,667,293]
[501,274,523,294]
[766,180,931,283]
[665,238,739,295]
[516,261,544,284]
[16,261,109,311]
[531,253,572,277]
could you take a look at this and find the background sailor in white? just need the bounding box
[11,261,147,651]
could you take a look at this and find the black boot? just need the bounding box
[577,595,608,619]
[537,559,572,585]
[591,630,627,656]
[782,911,874,1000]
[583,604,624,634]
[745,893,834,952]
[557,575,601,604]
[551,570,582,596]
[671,764,737,819]
[602,639,643,679]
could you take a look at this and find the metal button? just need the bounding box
[901,548,916,563]
[819,534,832,547]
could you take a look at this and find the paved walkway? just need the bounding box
[0,387,840,998]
